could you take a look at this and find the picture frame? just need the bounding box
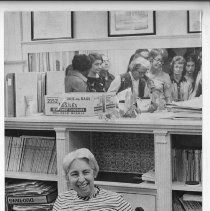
[31,11,73,40]
[187,10,201,33]
[108,11,156,37]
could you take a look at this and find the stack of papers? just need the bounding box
[166,97,202,120]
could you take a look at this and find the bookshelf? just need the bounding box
[5,113,202,211]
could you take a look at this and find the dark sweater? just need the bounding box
[118,73,146,98]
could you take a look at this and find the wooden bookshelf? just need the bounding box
[5,113,202,211]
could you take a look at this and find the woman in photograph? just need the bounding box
[190,50,202,98]
[147,48,172,111]
[99,54,115,91]
[52,148,133,211]
[181,54,198,100]
[65,54,92,92]
[87,53,106,92]
[170,56,187,101]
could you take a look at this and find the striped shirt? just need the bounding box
[53,187,133,211]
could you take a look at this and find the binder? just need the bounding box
[15,72,38,117]
[46,71,65,95]
[5,73,16,117]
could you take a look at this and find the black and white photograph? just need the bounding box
[3,3,210,211]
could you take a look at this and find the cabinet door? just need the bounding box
[120,193,156,211]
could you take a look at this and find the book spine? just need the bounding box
[47,145,56,174]
[7,195,50,205]
[7,137,16,172]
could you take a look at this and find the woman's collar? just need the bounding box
[77,186,100,201]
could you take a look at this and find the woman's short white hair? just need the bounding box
[63,148,99,179]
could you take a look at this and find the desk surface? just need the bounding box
[5,111,202,135]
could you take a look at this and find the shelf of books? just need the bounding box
[171,134,202,211]
[5,115,202,211]
[5,135,57,176]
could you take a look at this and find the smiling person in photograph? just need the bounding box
[52,148,132,211]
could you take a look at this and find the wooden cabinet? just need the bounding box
[5,112,202,211]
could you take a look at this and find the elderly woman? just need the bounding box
[87,53,106,92]
[147,48,172,111]
[170,56,188,101]
[53,148,132,211]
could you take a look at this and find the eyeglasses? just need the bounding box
[102,59,109,63]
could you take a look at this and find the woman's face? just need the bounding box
[173,62,184,82]
[185,61,195,76]
[101,55,110,71]
[151,55,163,71]
[68,159,95,197]
[89,59,102,75]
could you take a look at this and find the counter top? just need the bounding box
[5,111,202,135]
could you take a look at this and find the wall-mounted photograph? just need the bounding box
[187,10,202,33]
[108,11,156,37]
[31,11,73,40]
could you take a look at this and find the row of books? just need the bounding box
[5,136,57,174]
[5,71,66,117]
[173,193,202,211]
[6,180,57,211]
[172,149,202,183]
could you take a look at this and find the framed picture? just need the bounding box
[108,11,156,37]
[31,11,73,40]
[187,10,201,33]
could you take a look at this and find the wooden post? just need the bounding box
[154,130,172,211]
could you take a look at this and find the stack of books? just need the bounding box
[5,180,57,211]
[173,193,202,211]
[5,136,57,174]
